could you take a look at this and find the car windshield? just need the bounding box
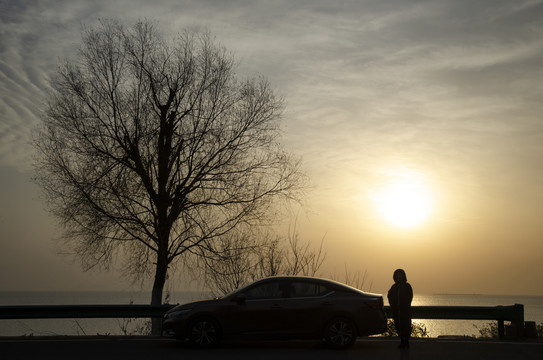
[220,282,253,299]
[221,278,287,300]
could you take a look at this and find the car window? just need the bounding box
[289,281,331,298]
[244,281,285,300]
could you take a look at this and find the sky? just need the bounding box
[1,0,543,297]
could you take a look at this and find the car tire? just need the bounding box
[324,317,357,349]
[188,317,221,348]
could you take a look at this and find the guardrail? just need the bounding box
[0,304,174,320]
[0,304,525,339]
[385,304,525,339]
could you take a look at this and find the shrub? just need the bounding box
[475,322,543,339]
[383,319,429,338]
[475,322,499,338]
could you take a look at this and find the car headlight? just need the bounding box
[165,308,193,320]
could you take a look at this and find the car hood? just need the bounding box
[167,298,223,313]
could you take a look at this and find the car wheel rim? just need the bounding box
[328,320,354,347]
[191,320,218,346]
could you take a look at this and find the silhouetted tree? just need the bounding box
[33,20,303,334]
[192,223,326,296]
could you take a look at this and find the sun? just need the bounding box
[370,174,435,229]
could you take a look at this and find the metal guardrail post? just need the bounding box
[498,319,505,339]
[501,304,524,338]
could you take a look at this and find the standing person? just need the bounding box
[387,269,413,349]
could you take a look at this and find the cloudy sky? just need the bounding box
[1,0,543,296]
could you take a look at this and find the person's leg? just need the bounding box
[399,318,411,348]
[393,317,405,348]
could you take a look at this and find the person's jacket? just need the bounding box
[387,281,413,317]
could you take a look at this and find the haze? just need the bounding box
[1,0,543,297]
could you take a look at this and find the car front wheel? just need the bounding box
[188,317,221,348]
[324,318,357,349]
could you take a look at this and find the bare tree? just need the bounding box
[33,20,304,333]
[194,229,261,296]
[195,223,327,296]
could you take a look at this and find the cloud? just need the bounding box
[2,0,543,193]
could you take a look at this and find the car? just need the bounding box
[162,276,387,349]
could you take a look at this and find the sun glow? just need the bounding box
[370,171,435,229]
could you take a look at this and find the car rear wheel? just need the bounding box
[188,317,221,348]
[324,317,357,349]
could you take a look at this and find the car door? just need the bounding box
[280,280,335,336]
[226,279,290,336]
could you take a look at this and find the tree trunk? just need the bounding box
[149,100,173,336]
[150,249,168,335]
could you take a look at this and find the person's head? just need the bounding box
[393,269,407,284]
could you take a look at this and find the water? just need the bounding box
[1,291,542,337]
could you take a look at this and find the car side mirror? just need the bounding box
[233,293,247,305]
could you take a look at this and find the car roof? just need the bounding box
[238,275,380,297]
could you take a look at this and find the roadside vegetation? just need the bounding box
[382,320,429,338]
[475,322,543,339]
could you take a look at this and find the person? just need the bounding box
[387,269,413,349]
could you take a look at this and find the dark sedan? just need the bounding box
[162,276,387,349]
